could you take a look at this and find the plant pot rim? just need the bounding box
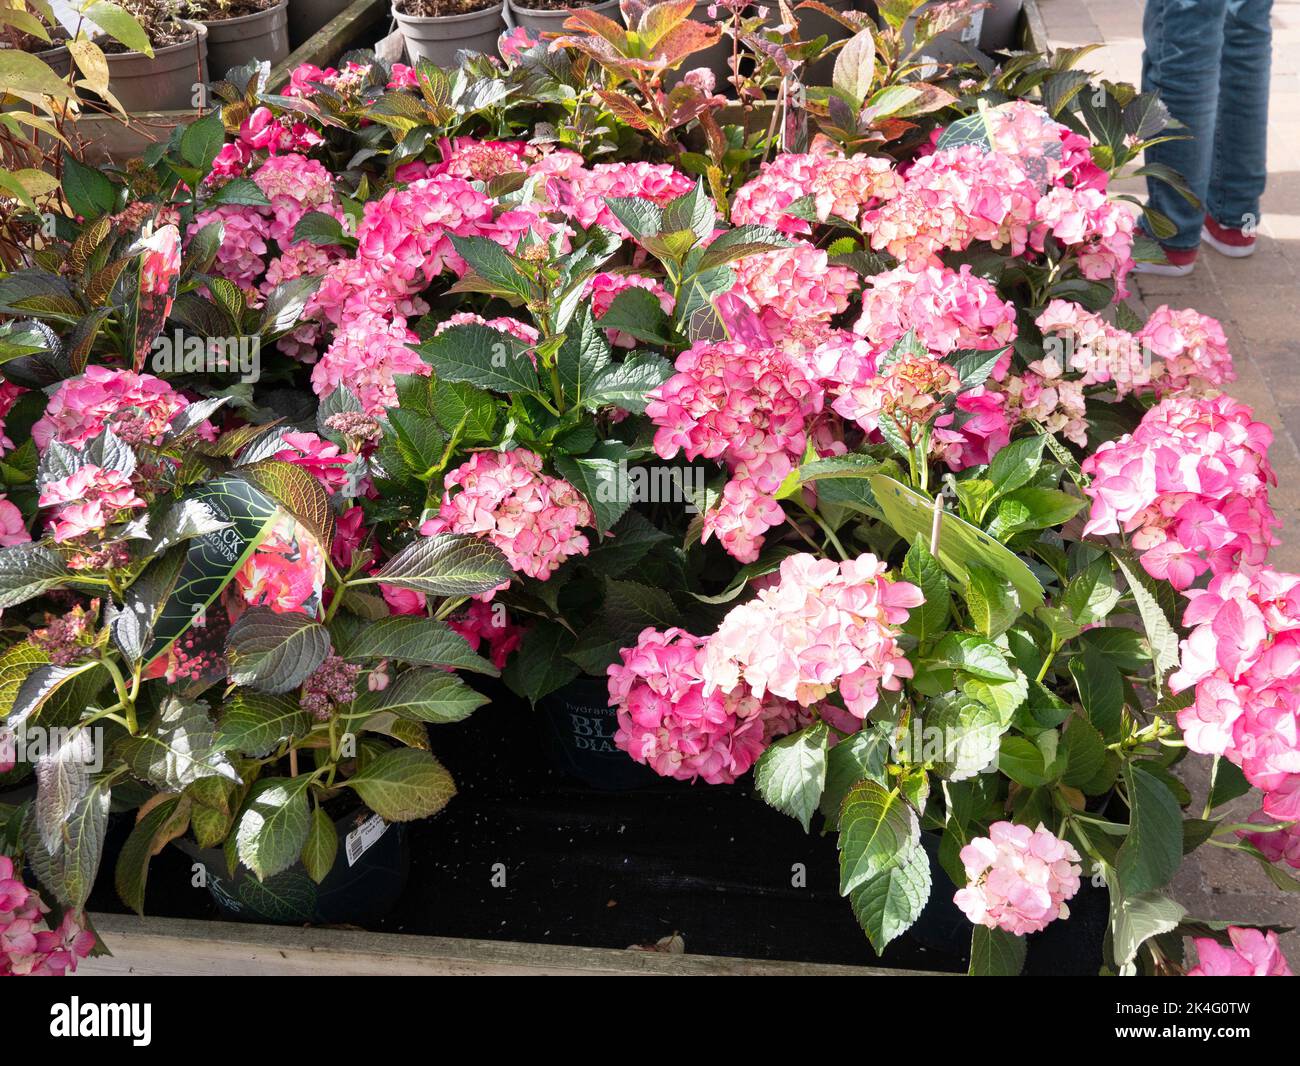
[198,0,289,27]
[99,18,208,61]
[506,0,617,12]
[392,0,506,22]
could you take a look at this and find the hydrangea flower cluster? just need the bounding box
[1137,304,1235,395]
[648,340,823,493]
[726,242,859,340]
[854,263,1017,355]
[864,102,1133,294]
[584,271,675,347]
[702,553,922,720]
[449,601,525,670]
[731,141,903,234]
[419,449,593,589]
[192,153,343,290]
[1081,394,1279,588]
[32,366,190,451]
[952,821,1083,935]
[648,340,825,562]
[1035,300,1234,403]
[609,626,807,784]
[38,465,145,543]
[1188,927,1293,976]
[1168,567,1300,866]
[272,431,356,495]
[0,379,23,455]
[0,496,29,547]
[564,162,695,235]
[0,856,95,976]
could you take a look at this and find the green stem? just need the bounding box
[796,500,849,561]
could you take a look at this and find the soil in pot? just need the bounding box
[175,800,409,925]
[185,0,290,81]
[393,0,507,66]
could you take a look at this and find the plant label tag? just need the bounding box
[376,28,407,64]
[960,10,985,43]
[345,813,389,867]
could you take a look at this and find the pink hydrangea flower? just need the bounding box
[702,553,922,719]
[419,449,593,590]
[864,144,1039,268]
[933,387,1013,470]
[1137,304,1235,396]
[953,821,1083,936]
[1081,394,1279,588]
[449,601,525,669]
[564,162,695,236]
[610,626,808,784]
[647,340,823,494]
[189,204,271,288]
[584,271,675,347]
[273,431,355,494]
[1,855,94,976]
[38,464,145,542]
[0,496,30,547]
[33,366,190,451]
[855,263,1017,355]
[1171,567,1300,839]
[701,478,786,563]
[727,241,859,340]
[1188,927,1293,976]
[731,142,903,234]
[311,311,426,415]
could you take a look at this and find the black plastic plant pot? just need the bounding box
[176,806,409,925]
[537,676,666,791]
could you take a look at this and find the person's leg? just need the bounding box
[1142,0,1230,249]
[1206,0,1273,232]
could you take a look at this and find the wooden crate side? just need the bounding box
[79,912,944,976]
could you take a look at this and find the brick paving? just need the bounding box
[1038,0,1300,962]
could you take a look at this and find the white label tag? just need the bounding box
[344,813,389,867]
[960,10,985,43]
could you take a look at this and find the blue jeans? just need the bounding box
[1142,0,1273,248]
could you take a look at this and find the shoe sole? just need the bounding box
[1201,225,1256,258]
[1133,260,1196,277]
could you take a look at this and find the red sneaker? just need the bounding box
[1202,214,1257,258]
[1133,243,1198,277]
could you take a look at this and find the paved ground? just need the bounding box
[1039,0,1300,964]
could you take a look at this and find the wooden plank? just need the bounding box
[1020,0,1050,54]
[79,912,944,976]
[269,0,390,87]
